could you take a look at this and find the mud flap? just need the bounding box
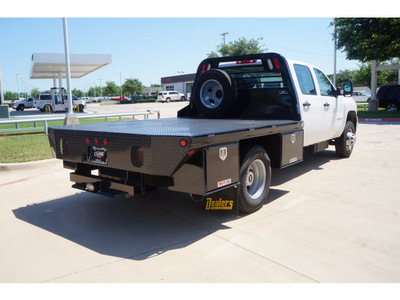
[204,184,240,215]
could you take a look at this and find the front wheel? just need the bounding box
[239,146,271,213]
[166,97,171,103]
[335,121,356,157]
[18,105,24,111]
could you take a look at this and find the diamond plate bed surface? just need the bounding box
[50,117,299,137]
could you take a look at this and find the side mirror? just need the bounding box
[343,80,353,96]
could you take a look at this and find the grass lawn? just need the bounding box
[0,117,134,163]
[0,134,53,163]
[0,116,135,136]
[357,106,400,119]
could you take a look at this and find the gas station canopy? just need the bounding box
[30,53,112,79]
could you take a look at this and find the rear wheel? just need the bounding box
[18,105,24,111]
[386,101,399,112]
[79,104,84,112]
[239,146,271,213]
[166,97,171,103]
[335,121,356,157]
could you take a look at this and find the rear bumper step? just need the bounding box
[70,172,135,196]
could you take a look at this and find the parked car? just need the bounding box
[377,85,400,111]
[352,91,371,103]
[110,96,129,101]
[157,91,186,102]
[12,97,34,111]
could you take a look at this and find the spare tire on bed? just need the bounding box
[192,69,237,118]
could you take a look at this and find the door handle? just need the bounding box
[303,102,311,107]
[324,103,330,107]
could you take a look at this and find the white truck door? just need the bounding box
[293,64,324,146]
[312,68,341,140]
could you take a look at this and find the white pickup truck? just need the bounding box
[48,53,357,214]
[12,97,35,111]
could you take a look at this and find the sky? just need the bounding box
[0,0,391,95]
[0,17,361,94]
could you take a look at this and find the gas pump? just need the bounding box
[51,87,68,112]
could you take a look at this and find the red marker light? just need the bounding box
[274,58,280,69]
[236,60,257,64]
[85,138,90,144]
[188,150,194,156]
[94,138,98,144]
[180,139,187,147]
[201,64,206,73]
[103,139,108,145]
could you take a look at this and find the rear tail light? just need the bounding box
[274,58,280,69]
[60,138,69,155]
[131,146,144,167]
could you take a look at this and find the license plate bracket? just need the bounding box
[88,147,108,165]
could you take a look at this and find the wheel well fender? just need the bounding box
[346,111,357,132]
[239,134,281,168]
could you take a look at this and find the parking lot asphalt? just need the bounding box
[1,106,400,283]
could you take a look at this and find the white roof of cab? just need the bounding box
[30,53,112,79]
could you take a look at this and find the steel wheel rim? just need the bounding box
[346,127,356,152]
[387,104,397,112]
[245,159,266,202]
[200,79,224,109]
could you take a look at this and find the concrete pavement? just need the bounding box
[1,122,400,283]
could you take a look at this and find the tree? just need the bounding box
[72,88,84,98]
[333,18,400,63]
[354,60,399,89]
[30,88,40,97]
[4,91,18,100]
[328,69,357,87]
[333,18,400,111]
[207,37,267,58]
[123,78,143,102]
[103,81,119,97]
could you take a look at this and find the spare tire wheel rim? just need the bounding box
[200,79,224,109]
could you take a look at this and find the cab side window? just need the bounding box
[294,64,316,95]
[313,68,335,96]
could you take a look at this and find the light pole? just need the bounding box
[117,71,123,99]
[221,32,229,45]
[177,71,185,95]
[92,80,96,98]
[333,23,337,87]
[98,78,103,99]
[0,66,4,105]
[16,72,19,100]
[20,78,24,99]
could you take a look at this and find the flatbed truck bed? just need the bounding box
[47,52,357,214]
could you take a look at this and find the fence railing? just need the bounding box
[357,102,369,111]
[0,110,160,135]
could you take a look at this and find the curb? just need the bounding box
[359,118,400,123]
[0,158,61,172]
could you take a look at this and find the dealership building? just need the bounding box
[160,73,195,98]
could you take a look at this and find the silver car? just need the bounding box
[352,91,371,103]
